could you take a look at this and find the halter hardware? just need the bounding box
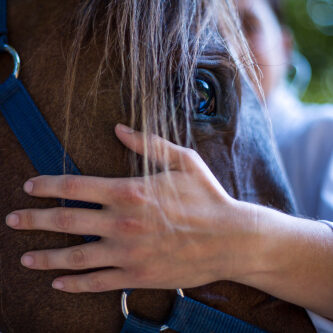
[121,289,184,331]
[0,43,20,78]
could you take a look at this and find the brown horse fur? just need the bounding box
[0,0,315,332]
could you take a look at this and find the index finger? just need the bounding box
[115,124,192,171]
[23,175,143,206]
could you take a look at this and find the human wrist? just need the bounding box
[230,204,333,317]
[230,203,290,284]
[225,201,300,283]
[231,203,327,286]
[216,198,266,282]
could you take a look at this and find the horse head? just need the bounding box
[0,0,313,332]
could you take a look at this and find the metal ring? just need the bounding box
[0,44,21,79]
[121,288,184,331]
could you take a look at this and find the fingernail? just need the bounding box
[52,280,64,290]
[6,214,19,227]
[21,255,34,267]
[117,123,135,134]
[23,181,34,193]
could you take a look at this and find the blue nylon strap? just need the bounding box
[122,295,266,333]
[166,295,266,333]
[0,75,100,242]
[121,314,161,333]
[0,0,7,44]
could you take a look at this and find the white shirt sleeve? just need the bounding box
[317,220,333,232]
[318,153,333,222]
[306,310,333,333]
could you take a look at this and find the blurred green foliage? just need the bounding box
[284,0,333,103]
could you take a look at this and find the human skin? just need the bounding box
[5,123,333,319]
[237,0,291,97]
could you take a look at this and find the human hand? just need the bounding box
[5,124,259,293]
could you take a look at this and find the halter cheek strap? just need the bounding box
[0,75,101,242]
[0,1,267,331]
[0,0,100,242]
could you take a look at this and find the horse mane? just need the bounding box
[62,0,258,177]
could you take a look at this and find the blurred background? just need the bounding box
[284,0,333,103]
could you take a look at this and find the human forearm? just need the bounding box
[234,202,333,319]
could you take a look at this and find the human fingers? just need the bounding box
[51,268,131,293]
[6,206,151,239]
[20,242,124,271]
[115,123,203,172]
[22,174,144,206]
[6,207,110,237]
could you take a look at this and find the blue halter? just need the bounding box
[0,1,266,331]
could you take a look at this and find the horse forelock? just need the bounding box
[61,0,254,177]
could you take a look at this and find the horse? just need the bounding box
[0,0,315,332]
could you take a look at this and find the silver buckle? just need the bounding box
[0,44,21,79]
[121,288,185,331]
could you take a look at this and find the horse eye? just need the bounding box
[193,77,216,120]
